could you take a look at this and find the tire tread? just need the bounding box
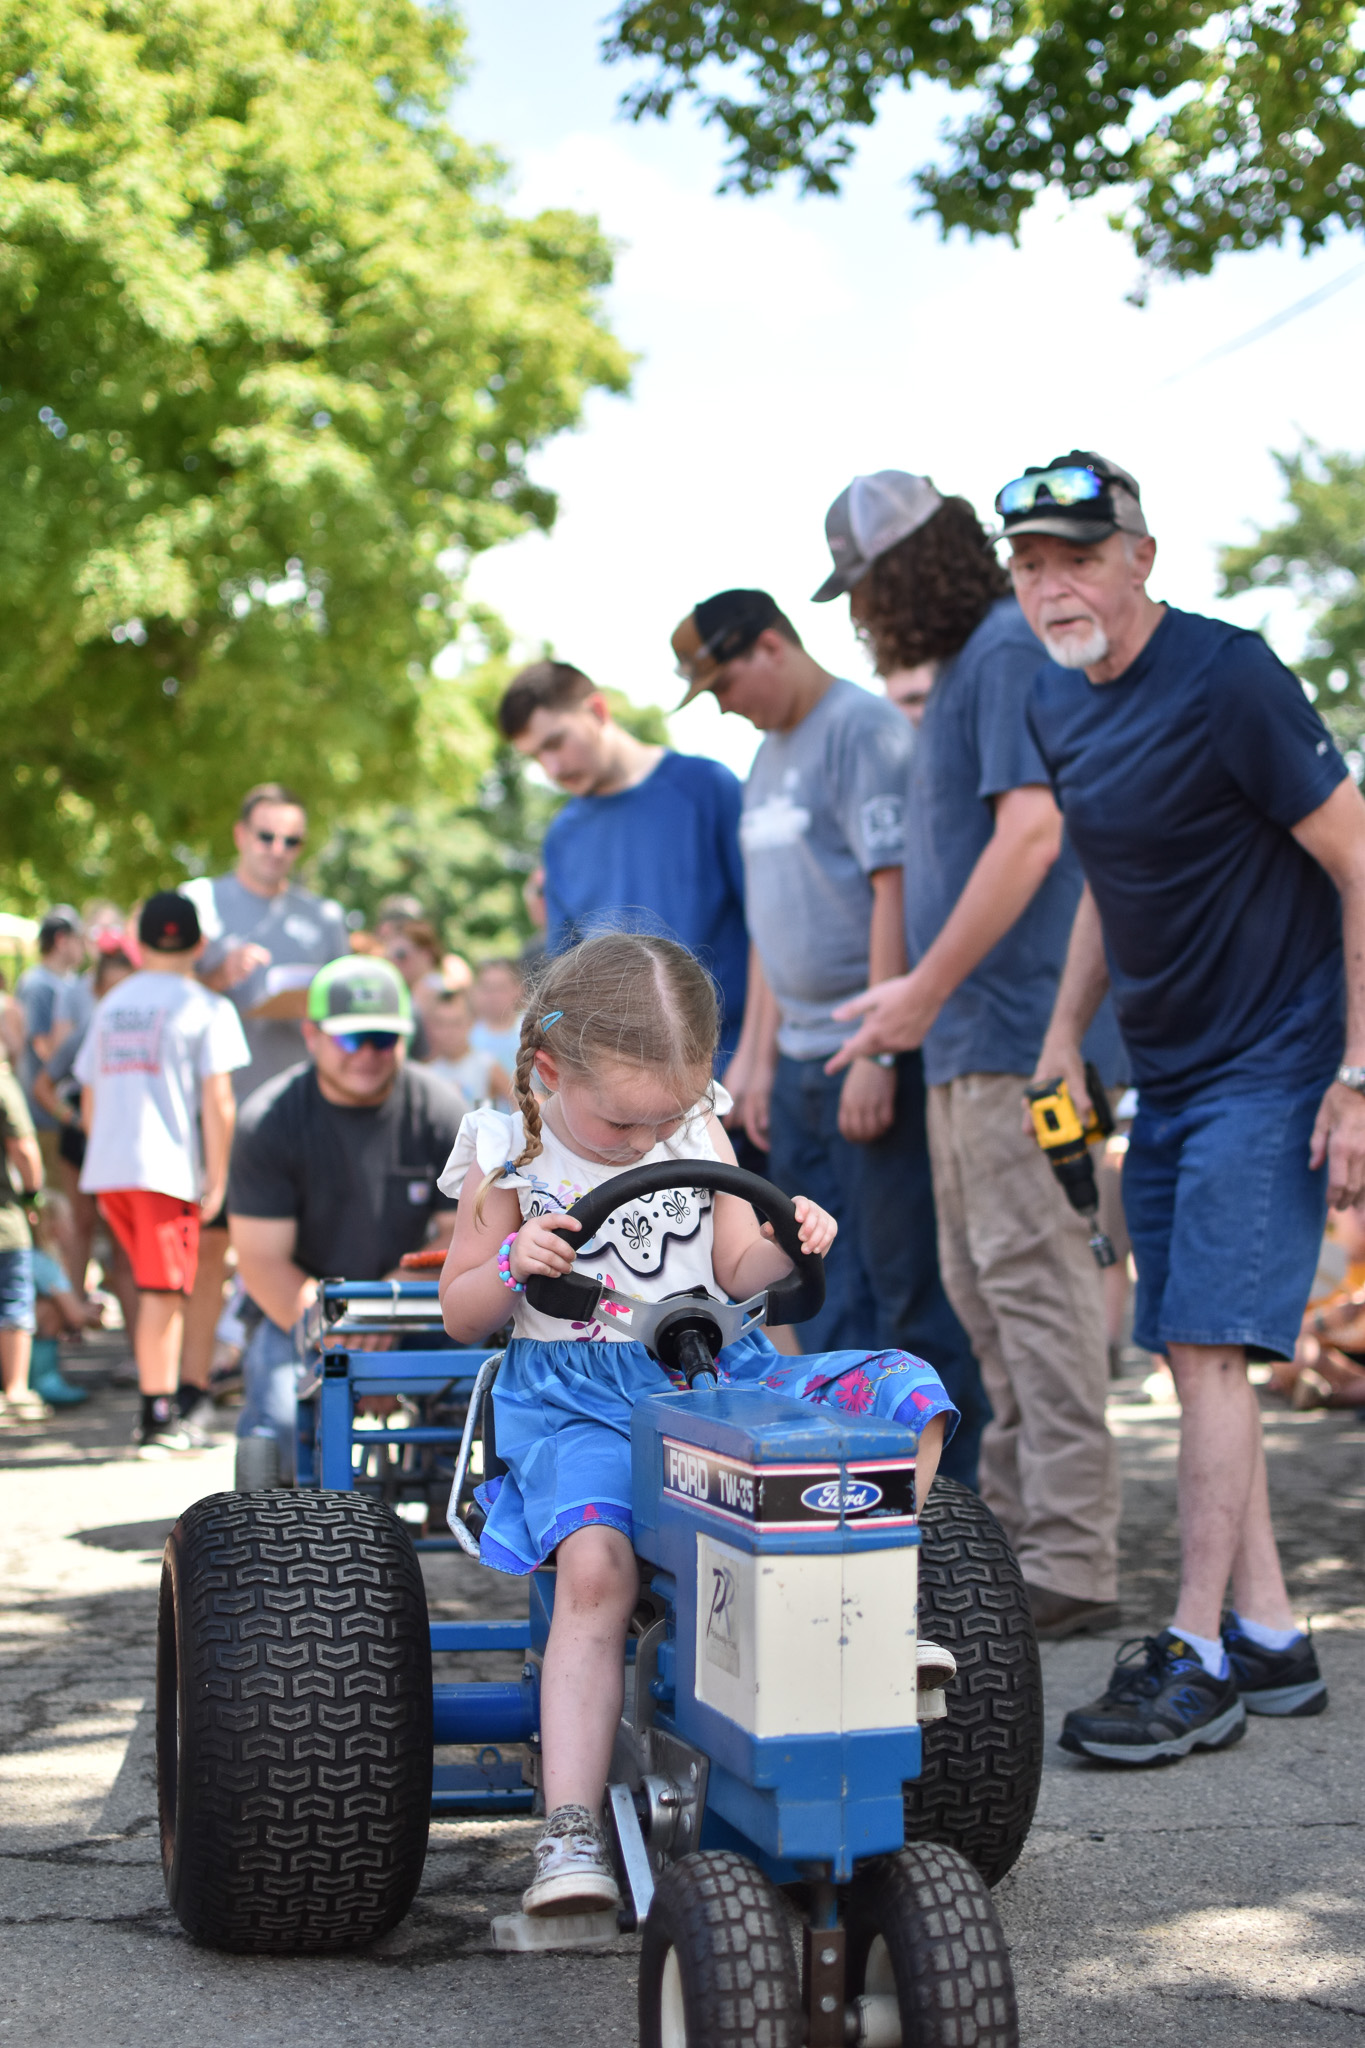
[639,1851,800,2048]
[848,1842,1018,2048]
[158,1489,432,1953]
[906,1478,1044,1886]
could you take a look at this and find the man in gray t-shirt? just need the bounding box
[178,782,350,1414]
[670,591,979,1479]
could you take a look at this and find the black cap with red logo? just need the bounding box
[137,891,202,954]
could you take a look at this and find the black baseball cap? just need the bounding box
[995,450,1149,544]
[38,905,82,946]
[138,892,202,954]
[671,589,785,705]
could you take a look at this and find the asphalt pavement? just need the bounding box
[1,1343,1361,2046]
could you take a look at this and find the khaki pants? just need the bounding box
[927,1072,1120,1603]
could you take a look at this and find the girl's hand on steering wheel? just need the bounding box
[761,1196,836,1260]
[507,1213,581,1282]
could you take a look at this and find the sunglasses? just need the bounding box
[995,466,1109,517]
[255,830,303,849]
[329,1029,401,1055]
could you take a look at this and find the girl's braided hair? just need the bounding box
[472,931,720,1222]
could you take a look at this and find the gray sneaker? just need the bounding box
[522,1805,621,1918]
[179,1394,226,1447]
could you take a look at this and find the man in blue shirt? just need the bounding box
[669,587,983,1488]
[498,661,748,1065]
[826,472,1124,1636]
[1009,448,1357,1761]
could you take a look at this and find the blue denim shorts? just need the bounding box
[0,1246,36,1333]
[1123,1081,1329,1362]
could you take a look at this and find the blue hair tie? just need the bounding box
[540,1010,563,1029]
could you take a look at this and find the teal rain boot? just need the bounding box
[28,1338,89,1407]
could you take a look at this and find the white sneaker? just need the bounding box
[918,1638,956,1721]
[522,1805,622,1918]
[917,1639,957,1689]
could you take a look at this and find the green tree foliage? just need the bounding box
[309,664,670,958]
[605,1,1365,277]
[0,0,630,908]
[1220,443,1365,739]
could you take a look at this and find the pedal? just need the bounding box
[490,1909,619,1952]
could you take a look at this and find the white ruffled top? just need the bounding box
[437,1088,734,1344]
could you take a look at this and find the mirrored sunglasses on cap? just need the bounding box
[330,1029,401,1054]
[995,465,1112,517]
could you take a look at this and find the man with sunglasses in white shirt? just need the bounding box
[180,783,350,1427]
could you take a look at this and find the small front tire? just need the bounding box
[639,1851,801,2048]
[845,1843,1018,2048]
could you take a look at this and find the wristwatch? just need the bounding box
[873,1053,897,1069]
[1336,1064,1365,1095]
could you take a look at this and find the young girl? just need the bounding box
[438,934,957,1919]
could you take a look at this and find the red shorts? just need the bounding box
[98,1190,201,1295]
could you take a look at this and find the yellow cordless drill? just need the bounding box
[1026,1063,1117,1269]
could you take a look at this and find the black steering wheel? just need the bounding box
[523,1162,825,1378]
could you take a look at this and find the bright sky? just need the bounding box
[449,1,1365,777]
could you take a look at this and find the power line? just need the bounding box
[1159,258,1365,386]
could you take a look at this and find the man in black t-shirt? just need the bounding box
[227,957,463,1473]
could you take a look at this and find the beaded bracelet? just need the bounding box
[496,1232,525,1293]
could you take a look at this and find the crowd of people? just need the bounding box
[2,446,1360,1875]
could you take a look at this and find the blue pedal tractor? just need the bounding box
[157,1164,1043,2047]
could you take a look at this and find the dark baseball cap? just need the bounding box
[138,892,202,954]
[38,905,82,945]
[994,450,1148,544]
[306,956,414,1036]
[671,589,785,706]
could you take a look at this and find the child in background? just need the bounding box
[76,892,249,1456]
[0,1054,44,1425]
[438,933,957,1919]
[468,956,526,1076]
[421,982,510,1107]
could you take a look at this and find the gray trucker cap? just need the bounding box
[813,471,944,602]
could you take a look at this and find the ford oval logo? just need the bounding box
[800,1478,884,1515]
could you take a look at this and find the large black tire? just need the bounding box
[906,1478,1043,1886]
[845,1843,1018,2048]
[157,1489,432,1952]
[639,1851,801,2048]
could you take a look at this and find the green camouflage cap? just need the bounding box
[306,955,413,1035]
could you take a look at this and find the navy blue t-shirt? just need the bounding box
[542,751,749,1061]
[1027,607,1348,1106]
[905,597,1126,1087]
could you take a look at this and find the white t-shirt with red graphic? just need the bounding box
[74,970,250,1200]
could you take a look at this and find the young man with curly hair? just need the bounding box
[822,471,1125,1639]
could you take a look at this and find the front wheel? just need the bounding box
[845,1844,1018,2048]
[639,1852,801,2048]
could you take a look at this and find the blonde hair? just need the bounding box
[472,933,719,1223]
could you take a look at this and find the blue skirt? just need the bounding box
[473,1329,958,1575]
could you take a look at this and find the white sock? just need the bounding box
[1169,1625,1229,1679]
[1230,1610,1302,1653]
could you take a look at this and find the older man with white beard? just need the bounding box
[1007,448,1365,1763]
